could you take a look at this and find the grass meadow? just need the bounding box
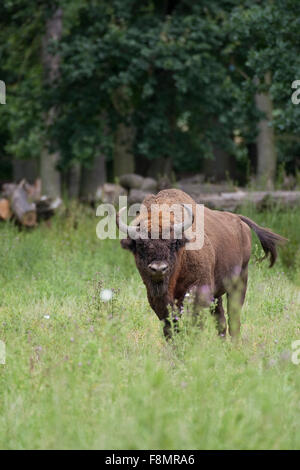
[0,203,299,449]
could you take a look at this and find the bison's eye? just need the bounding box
[135,240,149,257]
[173,238,186,251]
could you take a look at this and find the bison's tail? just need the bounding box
[239,215,287,267]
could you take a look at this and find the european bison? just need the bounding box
[117,189,286,339]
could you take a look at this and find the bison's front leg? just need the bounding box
[212,297,227,337]
[162,318,177,340]
[147,292,179,340]
[163,307,183,340]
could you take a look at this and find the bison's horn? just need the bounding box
[116,206,140,239]
[173,204,194,235]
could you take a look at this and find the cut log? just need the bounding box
[99,183,127,205]
[0,199,12,220]
[2,181,37,226]
[194,191,300,211]
[24,179,42,202]
[128,189,150,205]
[119,174,144,190]
[36,196,62,220]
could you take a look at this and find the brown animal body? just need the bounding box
[117,189,286,339]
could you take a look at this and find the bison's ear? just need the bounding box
[175,236,189,250]
[120,238,136,253]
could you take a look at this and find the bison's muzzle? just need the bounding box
[148,261,169,281]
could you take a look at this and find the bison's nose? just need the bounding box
[148,262,169,275]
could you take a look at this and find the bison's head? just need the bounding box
[117,204,193,296]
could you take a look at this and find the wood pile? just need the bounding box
[194,190,300,211]
[0,179,62,226]
[116,174,300,210]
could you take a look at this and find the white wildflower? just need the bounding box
[100,289,113,302]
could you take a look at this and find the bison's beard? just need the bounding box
[148,279,169,297]
[138,267,170,298]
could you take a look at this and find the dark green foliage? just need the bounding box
[0,0,300,177]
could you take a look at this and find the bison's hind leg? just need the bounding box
[227,267,248,339]
[211,296,227,337]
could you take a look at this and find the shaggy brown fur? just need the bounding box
[118,189,287,339]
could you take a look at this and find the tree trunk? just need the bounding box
[13,159,39,184]
[203,145,234,182]
[113,122,135,178]
[255,72,277,189]
[41,7,62,198]
[67,162,81,199]
[147,156,172,179]
[80,115,108,200]
[203,116,235,181]
[112,87,135,179]
[80,152,107,201]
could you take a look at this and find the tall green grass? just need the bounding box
[0,205,299,449]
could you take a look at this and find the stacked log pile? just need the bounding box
[119,174,158,204]
[2,174,298,226]
[0,179,62,226]
[194,190,300,211]
[113,173,300,211]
